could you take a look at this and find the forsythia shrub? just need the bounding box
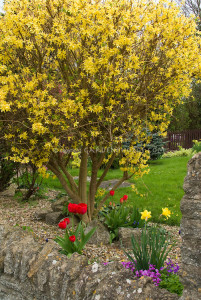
[0,0,201,221]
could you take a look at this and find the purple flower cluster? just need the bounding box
[121,259,180,287]
[121,261,135,272]
[165,258,179,275]
[121,261,162,286]
[136,264,162,286]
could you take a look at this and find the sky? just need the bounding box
[0,0,4,13]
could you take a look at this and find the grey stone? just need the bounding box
[118,227,142,249]
[99,179,132,190]
[34,209,51,221]
[45,212,63,225]
[0,225,180,300]
[67,215,80,228]
[73,176,91,182]
[0,184,17,197]
[179,152,201,300]
[85,219,110,245]
[51,196,69,212]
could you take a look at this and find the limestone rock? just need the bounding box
[99,179,132,190]
[34,209,51,221]
[0,184,17,197]
[45,212,63,225]
[85,219,110,245]
[179,152,201,300]
[68,215,80,228]
[51,196,69,212]
[0,225,180,300]
[118,227,142,249]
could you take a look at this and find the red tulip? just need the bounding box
[69,235,76,242]
[68,203,79,214]
[109,201,112,206]
[64,218,70,225]
[58,220,67,229]
[123,195,128,201]
[120,198,124,204]
[68,203,87,215]
[77,203,87,215]
[110,190,115,196]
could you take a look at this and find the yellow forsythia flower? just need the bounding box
[162,208,171,219]
[0,101,10,112]
[140,210,151,221]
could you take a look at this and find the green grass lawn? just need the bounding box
[126,156,191,226]
[41,155,191,226]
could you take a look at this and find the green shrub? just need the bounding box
[192,139,201,153]
[163,147,192,158]
[145,133,166,160]
[123,131,166,160]
[101,202,144,242]
[13,164,43,201]
[0,142,18,192]
[159,273,183,296]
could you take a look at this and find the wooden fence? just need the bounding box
[165,129,201,151]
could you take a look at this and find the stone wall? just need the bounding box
[180,152,201,300]
[0,225,178,300]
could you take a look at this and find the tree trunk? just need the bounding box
[47,161,81,204]
[78,147,90,222]
[88,154,99,218]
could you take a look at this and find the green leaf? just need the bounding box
[77,227,96,252]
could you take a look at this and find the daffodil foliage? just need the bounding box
[0,0,201,221]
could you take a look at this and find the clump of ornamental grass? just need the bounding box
[124,207,174,272]
[121,207,183,294]
[120,207,184,294]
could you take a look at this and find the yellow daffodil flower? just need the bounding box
[162,208,171,219]
[140,210,151,221]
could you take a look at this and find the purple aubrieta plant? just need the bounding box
[165,258,180,274]
[121,259,180,287]
[121,261,162,286]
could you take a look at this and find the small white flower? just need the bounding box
[92,262,99,273]
[116,286,121,294]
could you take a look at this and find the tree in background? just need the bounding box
[0,0,200,222]
[169,0,201,132]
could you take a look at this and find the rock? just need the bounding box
[85,219,110,245]
[73,176,91,182]
[45,212,63,225]
[0,225,180,300]
[99,179,132,190]
[34,209,51,221]
[51,196,69,212]
[118,227,142,249]
[68,215,80,228]
[0,184,17,197]
[179,152,201,300]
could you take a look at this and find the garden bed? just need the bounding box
[0,189,182,266]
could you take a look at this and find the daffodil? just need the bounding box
[162,208,171,219]
[140,210,151,221]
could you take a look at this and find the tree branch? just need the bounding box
[96,152,116,189]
